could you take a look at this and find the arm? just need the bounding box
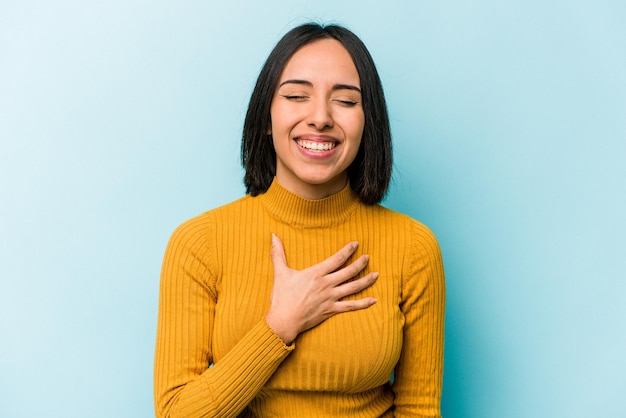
[392,221,446,418]
[153,217,294,418]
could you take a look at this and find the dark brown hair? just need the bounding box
[241,23,392,204]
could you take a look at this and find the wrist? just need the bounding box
[265,312,297,345]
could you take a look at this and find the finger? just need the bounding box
[270,233,288,273]
[332,296,378,313]
[325,254,370,285]
[311,241,359,275]
[332,272,378,299]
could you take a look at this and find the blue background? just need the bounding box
[1,1,624,417]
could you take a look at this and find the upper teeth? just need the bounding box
[297,140,335,151]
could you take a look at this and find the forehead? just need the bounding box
[279,39,360,85]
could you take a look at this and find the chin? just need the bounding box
[297,172,341,186]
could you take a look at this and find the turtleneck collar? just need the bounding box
[257,178,360,228]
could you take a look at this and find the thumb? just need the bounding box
[270,233,288,273]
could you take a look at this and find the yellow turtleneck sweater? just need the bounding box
[154,179,445,417]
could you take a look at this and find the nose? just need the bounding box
[307,97,333,131]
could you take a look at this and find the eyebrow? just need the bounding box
[278,79,362,94]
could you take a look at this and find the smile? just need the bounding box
[296,139,336,151]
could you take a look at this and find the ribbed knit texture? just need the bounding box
[154,179,445,417]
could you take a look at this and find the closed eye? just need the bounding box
[280,94,309,101]
[333,99,359,107]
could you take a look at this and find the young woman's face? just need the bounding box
[269,38,365,199]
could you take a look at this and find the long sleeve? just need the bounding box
[153,215,294,418]
[154,180,446,417]
[392,220,446,417]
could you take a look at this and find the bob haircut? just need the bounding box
[242,23,392,205]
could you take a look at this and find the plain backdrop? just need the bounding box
[1,1,625,417]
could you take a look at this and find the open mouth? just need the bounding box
[296,139,337,151]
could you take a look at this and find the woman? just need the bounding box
[154,23,445,417]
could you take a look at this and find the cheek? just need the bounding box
[336,109,365,136]
[346,117,364,160]
[349,114,365,143]
[269,106,294,135]
[349,116,365,160]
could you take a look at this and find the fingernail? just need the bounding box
[352,241,358,250]
[271,233,277,247]
[370,298,378,305]
[372,272,379,279]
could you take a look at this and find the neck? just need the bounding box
[274,173,348,201]
[258,178,359,228]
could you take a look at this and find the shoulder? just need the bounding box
[167,195,254,248]
[362,204,439,242]
[364,204,442,267]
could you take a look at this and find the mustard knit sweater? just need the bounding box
[154,179,445,417]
